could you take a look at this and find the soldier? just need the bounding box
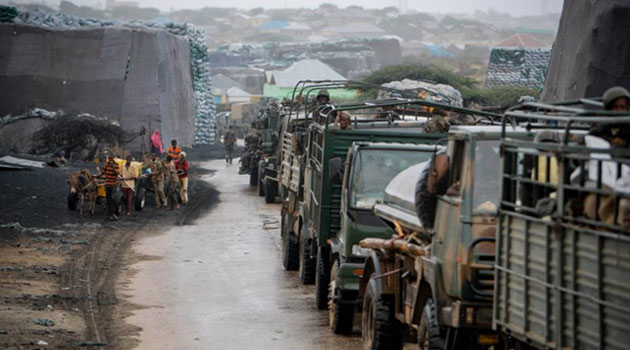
[316,89,330,105]
[239,122,261,175]
[336,112,352,130]
[223,126,237,164]
[150,153,166,208]
[591,86,630,148]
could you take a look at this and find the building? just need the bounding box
[264,59,354,99]
[321,23,386,39]
[495,33,547,49]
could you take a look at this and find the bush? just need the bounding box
[462,86,539,108]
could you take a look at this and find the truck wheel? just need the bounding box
[134,187,146,211]
[249,165,258,187]
[299,234,316,285]
[67,190,78,210]
[329,260,354,334]
[282,231,299,271]
[257,166,265,196]
[362,276,403,350]
[264,180,276,203]
[315,245,331,310]
[418,299,446,350]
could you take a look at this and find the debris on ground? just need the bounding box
[0,155,45,168]
[33,319,55,327]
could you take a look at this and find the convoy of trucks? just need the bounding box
[239,80,630,350]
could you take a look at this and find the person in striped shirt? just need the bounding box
[167,139,182,161]
[100,155,120,220]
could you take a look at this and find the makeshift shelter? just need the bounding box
[263,59,355,99]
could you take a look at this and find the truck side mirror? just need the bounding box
[329,157,343,184]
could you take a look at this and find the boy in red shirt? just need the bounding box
[176,152,189,205]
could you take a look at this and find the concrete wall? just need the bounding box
[541,0,630,101]
[0,24,195,149]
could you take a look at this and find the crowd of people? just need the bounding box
[97,134,190,221]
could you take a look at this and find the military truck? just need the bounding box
[361,125,534,350]
[494,102,630,350]
[325,142,443,334]
[278,79,417,274]
[274,78,448,207]
[254,104,284,201]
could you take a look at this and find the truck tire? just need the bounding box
[134,187,146,211]
[257,166,265,197]
[249,165,258,187]
[315,245,331,310]
[264,180,276,203]
[67,190,78,210]
[362,276,403,350]
[329,259,354,334]
[299,234,316,285]
[282,231,299,271]
[418,299,446,350]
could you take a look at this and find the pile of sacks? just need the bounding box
[380,79,463,107]
[0,5,18,23]
[4,7,217,145]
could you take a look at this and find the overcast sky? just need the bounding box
[18,0,565,15]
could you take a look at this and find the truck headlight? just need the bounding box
[352,244,371,257]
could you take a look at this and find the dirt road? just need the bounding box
[121,160,362,349]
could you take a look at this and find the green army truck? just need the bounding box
[495,102,630,350]
[361,125,534,350]
[278,79,423,275]
[255,105,285,202]
[325,142,443,334]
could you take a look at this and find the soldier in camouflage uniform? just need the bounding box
[239,122,261,175]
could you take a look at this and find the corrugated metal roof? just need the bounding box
[257,20,289,30]
[268,59,346,87]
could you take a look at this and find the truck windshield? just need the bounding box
[350,149,433,210]
[472,140,501,213]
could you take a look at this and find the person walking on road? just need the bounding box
[165,155,180,210]
[223,126,237,164]
[176,152,189,205]
[150,129,163,156]
[167,139,182,161]
[100,155,120,220]
[150,154,166,208]
[121,155,138,216]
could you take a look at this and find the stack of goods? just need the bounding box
[5,8,216,144]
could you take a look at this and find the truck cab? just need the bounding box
[327,142,442,334]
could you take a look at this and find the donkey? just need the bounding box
[67,169,99,216]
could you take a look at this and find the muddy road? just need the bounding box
[121,160,362,349]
